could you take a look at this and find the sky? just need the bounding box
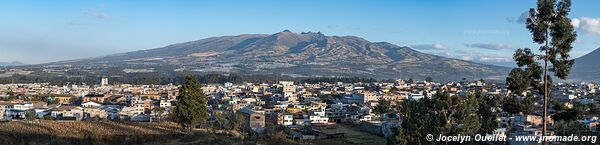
[1,0,599,66]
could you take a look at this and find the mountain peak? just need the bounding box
[281,29,292,33]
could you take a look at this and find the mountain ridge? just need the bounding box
[44,30,511,81]
[0,61,25,66]
[571,47,600,81]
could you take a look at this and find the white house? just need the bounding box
[159,100,171,108]
[0,102,13,120]
[83,107,108,119]
[119,106,144,120]
[4,102,35,119]
[408,92,425,100]
[82,101,102,108]
[307,109,328,124]
[51,106,84,121]
[282,114,294,126]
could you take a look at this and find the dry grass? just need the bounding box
[0,120,185,137]
[311,124,386,145]
[0,120,187,145]
[0,120,301,145]
[0,120,355,145]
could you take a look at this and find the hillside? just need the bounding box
[47,30,511,81]
[571,47,600,81]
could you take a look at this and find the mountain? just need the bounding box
[0,61,25,66]
[48,30,511,81]
[571,47,600,81]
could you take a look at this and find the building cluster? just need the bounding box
[0,78,178,122]
[1,78,598,141]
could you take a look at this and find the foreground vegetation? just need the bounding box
[0,120,298,145]
[1,120,380,145]
[0,120,187,145]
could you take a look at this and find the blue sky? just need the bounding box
[1,0,599,66]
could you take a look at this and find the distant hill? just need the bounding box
[571,47,600,81]
[47,30,511,81]
[0,61,24,66]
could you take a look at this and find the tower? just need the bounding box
[101,77,109,86]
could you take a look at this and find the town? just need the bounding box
[1,77,598,144]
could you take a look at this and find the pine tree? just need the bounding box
[507,0,576,137]
[173,75,209,132]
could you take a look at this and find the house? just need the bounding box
[359,91,379,103]
[141,94,161,100]
[119,106,144,120]
[515,114,553,126]
[54,96,72,104]
[408,92,425,100]
[142,99,154,110]
[236,108,266,134]
[34,108,50,118]
[0,102,13,120]
[159,99,171,108]
[5,102,36,119]
[81,101,102,108]
[83,107,108,119]
[50,106,84,121]
[347,114,373,123]
[82,94,108,103]
[102,105,121,120]
[276,112,293,126]
[307,109,328,124]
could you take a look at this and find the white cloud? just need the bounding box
[461,56,474,61]
[571,18,580,28]
[411,44,448,51]
[84,10,110,19]
[507,11,529,24]
[431,50,514,67]
[572,17,600,35]
[478,55,512,62]
[464,43,514,50]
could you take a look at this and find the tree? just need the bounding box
[152,107,165,121]
[394,91,481,144]
[373,98,391,115]
[507,0,576,137]
[552,103,589,121]
[213,111,226,130]
[554,120,597,145]
[477,94,501,134]
[502,94,534,114]
[26,110,37,121]
[173,75,209,132]
[425,76,433,82]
